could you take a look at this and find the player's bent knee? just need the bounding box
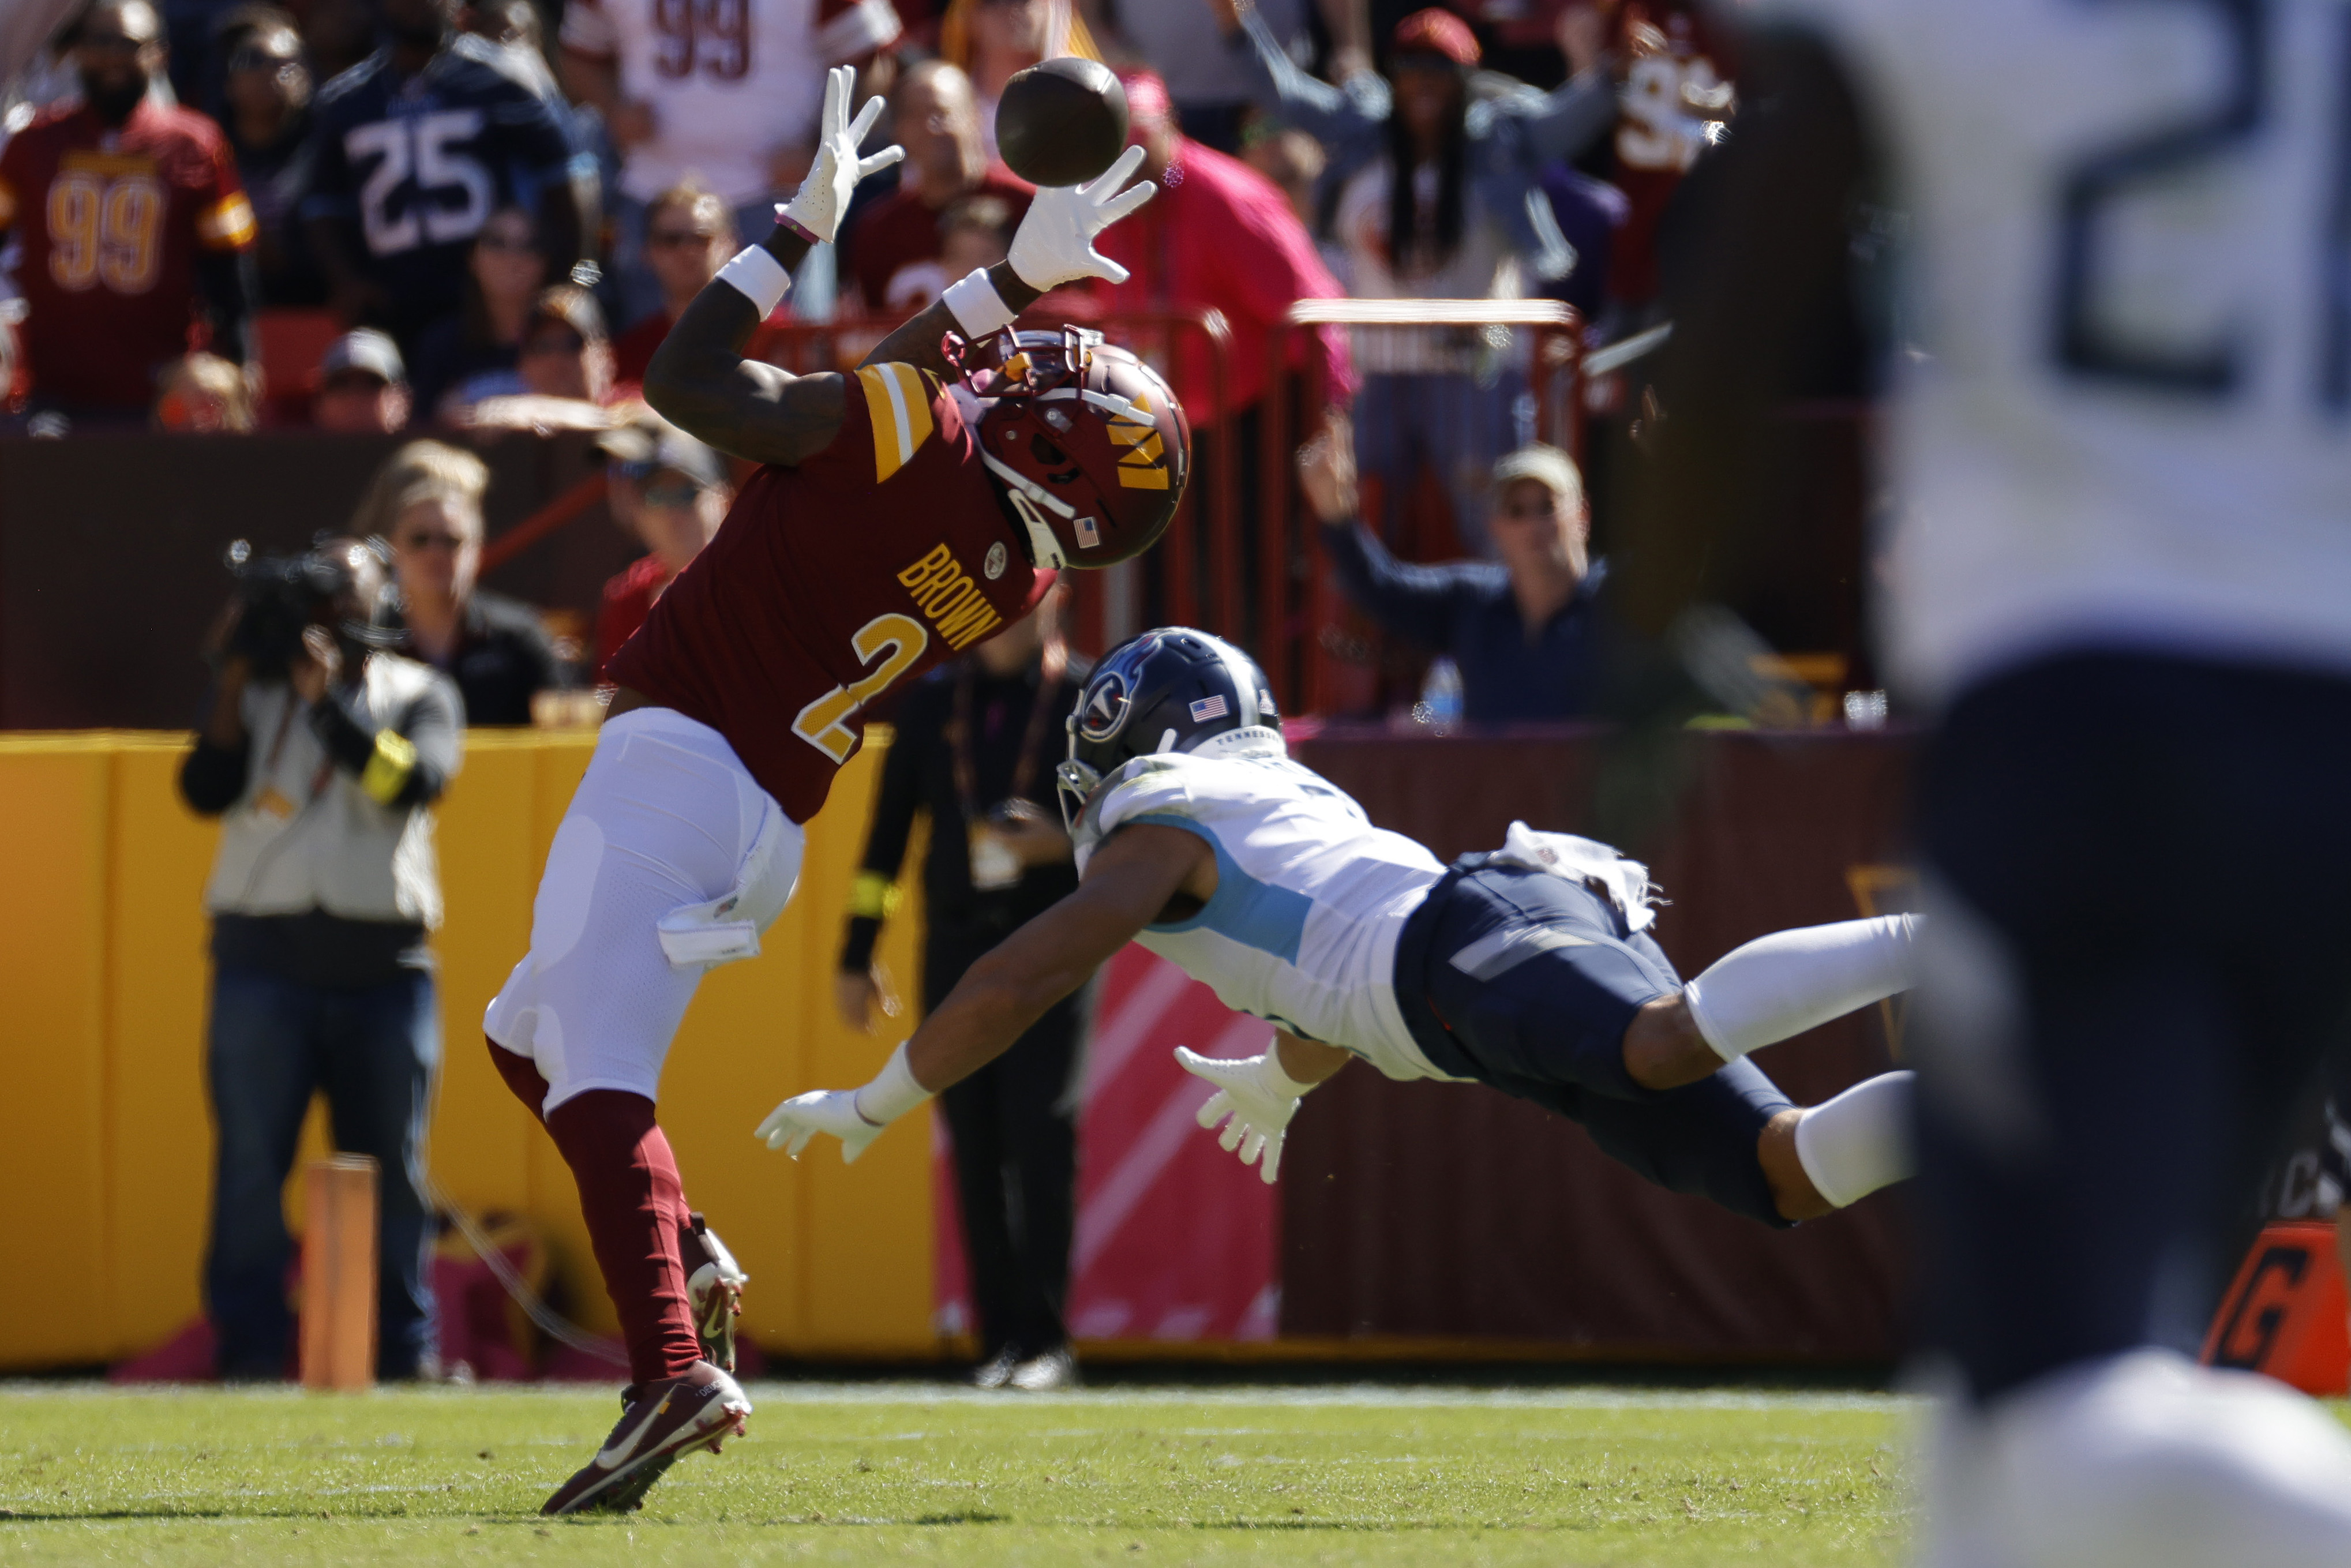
[1621,992,1722,1092]
[1758,1109,1835,1222]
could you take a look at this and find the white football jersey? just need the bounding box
[562,0,899,205]
[1763,0,2351,700]
[1071,745,1463,1083]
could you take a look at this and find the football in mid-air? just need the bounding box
[995,58,1129,188]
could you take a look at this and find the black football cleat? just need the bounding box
[540,1360,751,1516]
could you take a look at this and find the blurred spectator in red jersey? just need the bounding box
[609,184,791,390]
[212,7,321,306]
[0,0,257,426]
[938,193,1014,278]
[313,328,413,433]
[155,349,258,430]
[842,60,1032,316]
[592,417,730,678]
[1568,0,1731,318]
[408,204,546,419]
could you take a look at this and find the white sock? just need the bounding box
[1793,1070,1913,1208]
[1683,914,1919,1063]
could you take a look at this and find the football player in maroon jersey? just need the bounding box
[485,67,1185,1515]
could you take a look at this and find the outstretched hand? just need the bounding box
[1008,144,1157,290]
[1295,411,1358,526]
[1176,1046,1310,1186]
[755,1088,885,1163]
[776,65,905,246]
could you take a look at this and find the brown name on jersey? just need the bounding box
[898,543,1004,651]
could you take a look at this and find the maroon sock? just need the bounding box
[485,1035,550,1123]
[543,1089,704,1386]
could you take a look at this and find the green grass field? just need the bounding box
[0,1381,1918,1566]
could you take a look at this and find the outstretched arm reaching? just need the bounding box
[755,820,1214,1162]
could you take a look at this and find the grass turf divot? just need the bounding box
[3,1381,1926,1565]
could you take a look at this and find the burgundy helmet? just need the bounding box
[966,327,1189,570]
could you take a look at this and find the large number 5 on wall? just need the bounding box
[792,613,930,763]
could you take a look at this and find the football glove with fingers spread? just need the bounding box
[1175,1045,1316,1185]
[776,65,904,245]
[1008,143,1156,290]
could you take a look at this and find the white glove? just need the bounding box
[1008,143,1157,290]
[755,1089,885,1164]
[775,65,904,246]
[1175,1045,1315,1185]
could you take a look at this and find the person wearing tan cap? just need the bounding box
[1300,418,1603,723]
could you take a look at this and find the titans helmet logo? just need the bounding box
[1078,672,1133,742]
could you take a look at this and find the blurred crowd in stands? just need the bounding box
[2,0,1744,727]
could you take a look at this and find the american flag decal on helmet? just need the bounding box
[1189,695,1228,722]
[1075,515,1100,547]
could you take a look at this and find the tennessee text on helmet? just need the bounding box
[1055,627,1283,827]
[954,325,1190,573]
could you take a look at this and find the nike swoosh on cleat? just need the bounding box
[595,1391,675,1468]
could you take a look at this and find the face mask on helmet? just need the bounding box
[1055,627,1283,828]
[962,328,1191,575]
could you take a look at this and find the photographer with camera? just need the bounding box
[179,536,463,1382]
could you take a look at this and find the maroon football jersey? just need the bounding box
[609,361,1041,823]
[1604,2,1731,307]
[0,100,254,411]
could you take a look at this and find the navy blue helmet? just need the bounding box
[1055,627,1281,826]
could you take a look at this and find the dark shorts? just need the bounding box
[1915,650,2351,1401]
[1392,858,1795,1225]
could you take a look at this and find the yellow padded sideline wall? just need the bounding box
[0,729,932,1370]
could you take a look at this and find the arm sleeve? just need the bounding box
[1512,70,1623,167]
[1319,519,1474,649]
[839,696,931,971]
[308,676,463,809]
[1227,5,1384,148]
[178,736,251,816]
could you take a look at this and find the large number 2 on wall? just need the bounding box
[792,614,930,763]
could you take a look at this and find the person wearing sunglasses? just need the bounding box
[461,282,629,430]
[355,438,571,725]
[407,204,545,419]
[212,10,318,307]
[592,417,731,678]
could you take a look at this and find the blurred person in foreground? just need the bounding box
[835,582,1087,1392]
[1626,6,2351,1563]
[179,535,461,1381]
[212,6,321,306]
[0,0,257,425]
[312,328,413,433]
[299,0,591,354]
[843,60,1033,316]
[407,204,548,418]
[357,439,567,723]
[155,350,260,431]
[592,417,730,678]
[1303,422,1603,723]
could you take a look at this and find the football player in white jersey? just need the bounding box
[1617,2,2351,1564]
[756,629,1919,1237]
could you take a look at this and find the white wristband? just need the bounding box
[943,267,1018,339]
[852,1041,932,1127]
[716,245,792,317]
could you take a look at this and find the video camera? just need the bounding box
[219,540,354,680]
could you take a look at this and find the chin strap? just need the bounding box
[981,450,1073,569]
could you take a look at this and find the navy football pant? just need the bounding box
[1394,861,1795,1225]
[1914,652,2351,1404]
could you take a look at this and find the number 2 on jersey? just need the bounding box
[2052,0,2350,406]
[792,614,928,763]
